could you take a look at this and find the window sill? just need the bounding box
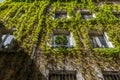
[93,47,120,55]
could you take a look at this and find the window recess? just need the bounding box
[113,14,120,18]
[89,32,114,48]
[81,13,96,20]
[49,70,76,80]
[0,34,14,48]
[52,11,70,19]
[106,2,116,4]
[98,1,117,6]
[49,29,76,48]
[103,71,120,80]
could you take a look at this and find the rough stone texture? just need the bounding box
[36,52,120,80]
[0,51,120,80]
[0,51,42,80]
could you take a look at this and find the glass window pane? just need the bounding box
[82,14,93,20]
[1,35,6,41]
[114,14,120,18]
[89,34,111,48]
[3,35,14,48]
[98,36,108,48]
[55,13,67,18]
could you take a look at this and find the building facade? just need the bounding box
[0,0,120,80]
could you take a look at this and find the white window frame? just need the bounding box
[103,32,114,48]
[52,32,75,48]
[82,14,96,20]
[69,33,76,47]
[89,32,114,48]
[53,35,70,48]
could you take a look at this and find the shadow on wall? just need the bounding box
[0,51,46,80]
[0,19,46,80]
[0,20,4,27]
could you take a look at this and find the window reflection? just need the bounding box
[0,34,14,48]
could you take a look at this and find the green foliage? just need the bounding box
[94,48,120,56]
[0,0,120,56]
[55,35,68,45]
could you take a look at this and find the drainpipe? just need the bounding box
[25,42,38,80]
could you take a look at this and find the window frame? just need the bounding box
[103,71,120,80]
[113,14,120,18]
[52,11,70,19]
[49,70,76,80]
[81,13,96,20]
[0,33,15,49]
[52,34,70,48]
[49,29,76,48]
[89,32,114,48]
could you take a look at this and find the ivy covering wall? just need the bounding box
[0,0,120,55]
[0,0,120,80]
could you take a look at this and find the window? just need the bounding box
[49,70,76,80]
[52,29,75,48]
[81,14,95,20]
[114,14,120,18]
[52,11,70,19]
[53,35,69,47]
[0,34,14,48]
[89,32,114,48]
[103,71,120,80]
[98,2,117,6]
[106,2,116,4]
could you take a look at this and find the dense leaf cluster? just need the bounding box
[0,0,120,55]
